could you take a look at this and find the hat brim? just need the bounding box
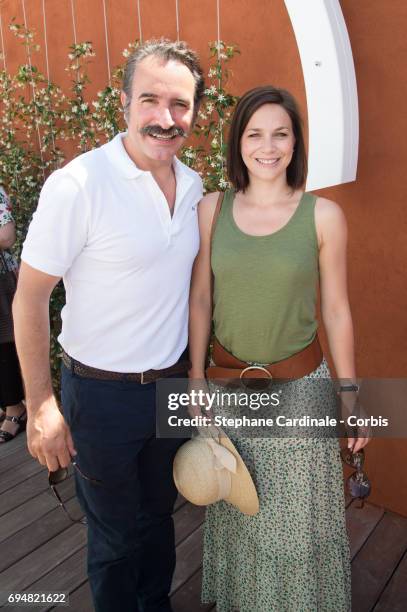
[219,434,259,516]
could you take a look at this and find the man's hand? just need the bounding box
[12,263,70,470]
[27,397,76,471]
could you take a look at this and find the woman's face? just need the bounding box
[240,103,296,183]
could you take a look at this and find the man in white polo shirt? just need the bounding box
[13,40,205,612]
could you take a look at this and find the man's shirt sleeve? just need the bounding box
[21,169,89,277]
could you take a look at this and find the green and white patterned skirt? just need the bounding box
[202,360,351,612]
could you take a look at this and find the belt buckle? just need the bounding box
[239,364,273,389]
[140,371,152,385]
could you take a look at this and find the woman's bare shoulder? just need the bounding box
[314,196,347,243]
[314,196,345,217]
[315,196,346,225]
[198,191,222,224]
[199,191,221,208]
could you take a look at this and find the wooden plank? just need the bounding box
[0,470,49,517]
[60,581,92,612]
[171,525,203,594]
[50,500,201,612]
[64,563,216,612]
[174,494,187,512]
[0,458,43,495]
[0,446,33,474]
[351,511,407,612]
[0,523,87,596]
[67,570,216,612]
[67,525,206,610]
[346,501,385,560]
[0,491,61,544]
[373,551,407,612]
[345,492,353,508]
[0,478,77,547]
[5,547,88,612]
[0,502,83,574]
[0,471,75,517]
[171,569,213,612]
[174,503,205,546]
[0,430,28,458]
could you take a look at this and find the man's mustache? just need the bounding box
[139,125,187,138]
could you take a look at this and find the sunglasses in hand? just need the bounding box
[340,447,371,508]
[48,459,101,525]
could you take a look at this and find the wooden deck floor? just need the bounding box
[1,433,407,612]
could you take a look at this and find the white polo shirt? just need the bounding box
[21,132,203,371]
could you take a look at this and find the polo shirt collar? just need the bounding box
[103,132,146,179]
[104,133,194,191]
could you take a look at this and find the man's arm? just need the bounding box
[13,262,76,471]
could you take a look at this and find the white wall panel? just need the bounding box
[284,0,359,190]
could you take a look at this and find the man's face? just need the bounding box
[121,55,196,168]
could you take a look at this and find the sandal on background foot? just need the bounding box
[0,411,27,443]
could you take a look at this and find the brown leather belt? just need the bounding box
[206,335,322,384]
[61,350,190,384]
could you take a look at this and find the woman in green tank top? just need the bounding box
[189,86,369,611]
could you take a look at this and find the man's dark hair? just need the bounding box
[227,85,307,192]
[122,39,205,122]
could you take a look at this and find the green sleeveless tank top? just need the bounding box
[211,189,319,364]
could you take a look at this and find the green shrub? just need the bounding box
[0,23,239,391]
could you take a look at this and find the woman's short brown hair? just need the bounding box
[227,86,307,192]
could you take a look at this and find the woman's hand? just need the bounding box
[340,390,371,452]
[348,436,370,454]
[187,375,211,418]
[187,375,221,439]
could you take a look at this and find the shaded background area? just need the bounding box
[0,0,406,515]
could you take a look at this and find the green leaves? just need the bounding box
[180,40,239,192]
[0,25,240,391]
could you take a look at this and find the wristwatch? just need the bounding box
[339,384,360,393]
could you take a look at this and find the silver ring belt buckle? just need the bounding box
[239,365,273,389]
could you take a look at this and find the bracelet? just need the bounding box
[339,384,359,393]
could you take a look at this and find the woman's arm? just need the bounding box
[316,197,369,451]
[188,191,220,379]
[316,197,355,379]
[0,220,16,250]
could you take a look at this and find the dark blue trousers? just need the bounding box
[61,363,185,612]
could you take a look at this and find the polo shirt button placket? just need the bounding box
[20,133,203,374]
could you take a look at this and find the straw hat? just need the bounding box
[173,431,259,516]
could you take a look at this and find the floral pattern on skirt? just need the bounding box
[202,360,351,612]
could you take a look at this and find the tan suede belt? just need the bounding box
[61,350,190,384]
[206,335,323,384]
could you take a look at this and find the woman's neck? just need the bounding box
[242,174,295,207]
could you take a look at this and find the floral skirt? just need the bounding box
[202,360,351,612]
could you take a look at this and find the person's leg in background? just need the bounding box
[0,341,26,442]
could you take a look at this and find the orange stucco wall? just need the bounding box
[1,0,406,515]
